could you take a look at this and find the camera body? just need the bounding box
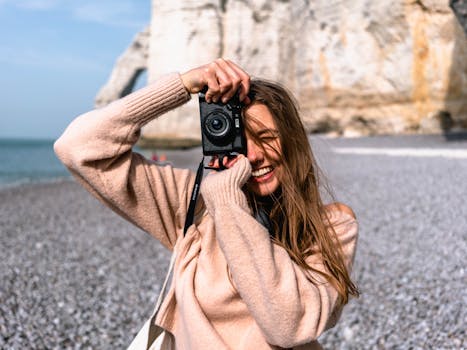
[199,88,246,158]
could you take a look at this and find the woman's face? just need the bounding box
[244,103,282,197]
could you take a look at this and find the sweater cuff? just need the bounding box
[200,157,252,214]
[123,73,191,127]
[206,184,249,211]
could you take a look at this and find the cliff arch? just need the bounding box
[95,26,150,108]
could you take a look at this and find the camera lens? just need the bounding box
[210,118,223,131]
[204,111,232,141]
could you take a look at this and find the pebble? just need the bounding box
[1,134,466,349]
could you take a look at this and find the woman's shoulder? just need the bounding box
[323,202,358,238]
[324,202,356,220]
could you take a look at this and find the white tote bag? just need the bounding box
[127,251,177,350]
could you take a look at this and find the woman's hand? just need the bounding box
[181,58,251,104]
[207,154,241,170]
[200,155,252,214]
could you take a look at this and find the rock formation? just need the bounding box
[95,26,150,108]
[450,0,467,34]
[96,0,467,147]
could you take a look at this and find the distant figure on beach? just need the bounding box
[55,59,359,349]
[151,152,168,165]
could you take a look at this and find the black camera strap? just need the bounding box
[183,157,205,235]
[184,155,236,235]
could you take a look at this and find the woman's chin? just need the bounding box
[248,176,280,197]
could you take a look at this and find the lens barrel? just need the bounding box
[204,111,233,142]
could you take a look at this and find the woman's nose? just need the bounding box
[247,139,263,164]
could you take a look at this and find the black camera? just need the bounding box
[199,87,246,163]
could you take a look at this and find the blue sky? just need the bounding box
[0,0,151,139]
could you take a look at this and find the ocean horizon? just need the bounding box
[0,137,159,188]
[0,138,71,188]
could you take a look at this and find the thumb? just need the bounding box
[180,68,205,94]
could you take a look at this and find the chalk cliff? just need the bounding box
[96,0,467,147]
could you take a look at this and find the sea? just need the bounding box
[0,138,71,188]
[0,138,158,189]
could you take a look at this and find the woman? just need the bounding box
[55,59,359,349]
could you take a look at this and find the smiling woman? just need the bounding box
[54,58,359,349]
[244,103,283,197]
[240,78,359,305]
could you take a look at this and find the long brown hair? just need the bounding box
[244,79,359,304]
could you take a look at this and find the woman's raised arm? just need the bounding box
[54,73,194,249]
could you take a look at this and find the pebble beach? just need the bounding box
[1,134,466,349]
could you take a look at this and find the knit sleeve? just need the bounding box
[54,73,194,250]
[202,172,358,347]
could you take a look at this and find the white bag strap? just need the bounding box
[144,249,176,349]
[144,158,205,349]
[154,250,176,316]
[150,156,204,318]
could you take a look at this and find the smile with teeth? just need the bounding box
[251,166,274,178]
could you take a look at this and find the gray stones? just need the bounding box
[1,133,466,348]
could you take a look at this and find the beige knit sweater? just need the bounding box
[54,73,358,350]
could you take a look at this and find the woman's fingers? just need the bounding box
[214,58,242,103]
[208,154,243,171]
[223,154,242,168]
[181,58,250,104]
[216,59,251,103]
[225,60,251,103]
[203,64,221,103]
[208,156,218,168]
[204,60,231,103]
